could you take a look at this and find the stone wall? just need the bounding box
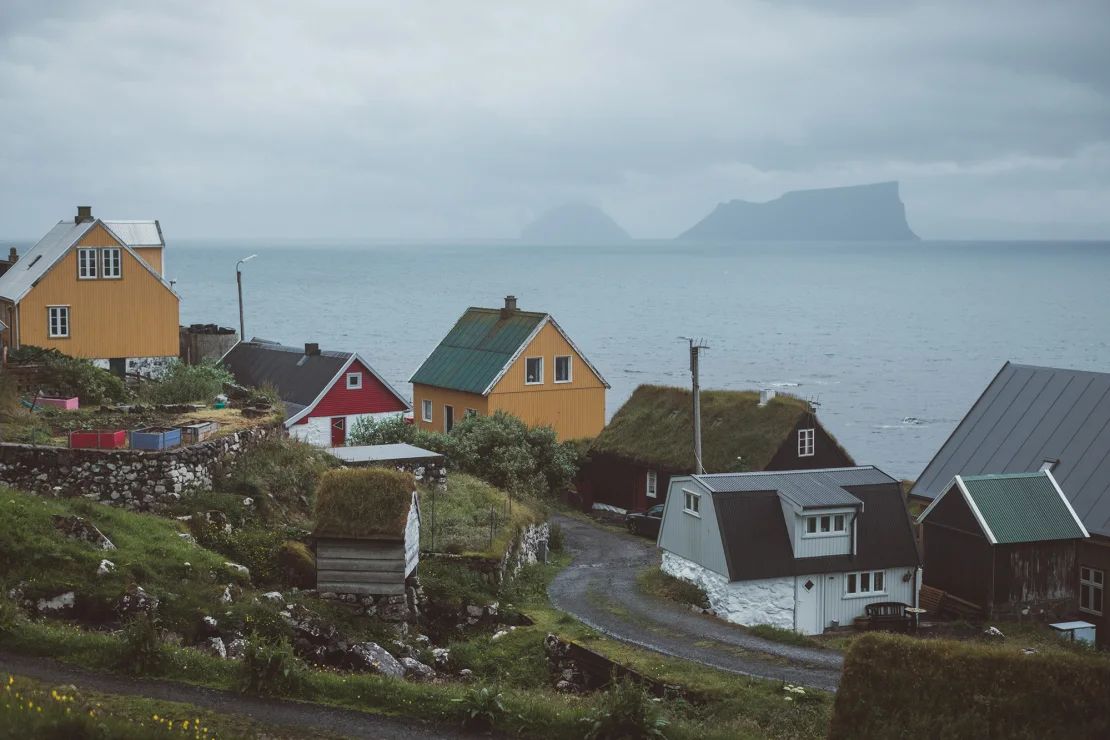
[661,551,795,630]
[0,423,282,511]
[342,454,448,491]
[501,522,551,577]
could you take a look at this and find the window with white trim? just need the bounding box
[798,428,815,457]
[683,489,700,516]
[77,248,98,279]
[101,248,122,278]
[1080,566,1104,615]
[48,306,69,338]
[646,471,658,498]
[464,408,478,419]
[555,355,572,383]
[803,514,847,536]
[345,372,363,390]
[846,570,885,596]
[421,399,433,423]
[525,357,543,385]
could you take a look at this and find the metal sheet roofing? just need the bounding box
[223,341,352,411]
[409,308,547,394]
[103,220,163,247]
[910,362,1110,537]
[0,220,96,301]
[950,472,1087,544]
[695,466,894,508]
[329,443,443,463]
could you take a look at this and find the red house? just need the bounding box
[222,340,410,446]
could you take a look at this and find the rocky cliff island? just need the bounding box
[521,203,630,243]
[681,181,919,241]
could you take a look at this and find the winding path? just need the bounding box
[547,514,843,691]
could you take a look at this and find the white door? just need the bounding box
[795,575,821,634]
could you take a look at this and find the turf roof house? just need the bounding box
[579,385,854,514]
[659,467,921,634]
[0,206,179,376]
[910,363,1110,644]
[916,471,1089,621]
[222,339,409,447]
[410,296,609,441]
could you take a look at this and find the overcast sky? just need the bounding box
[1,1,1108,240]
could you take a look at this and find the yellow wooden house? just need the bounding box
[410,296,609,440]
[0,206,180,375]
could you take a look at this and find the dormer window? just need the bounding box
[798,428,815,457]
[804,513,847,537]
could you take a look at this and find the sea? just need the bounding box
[167,239,1110,481]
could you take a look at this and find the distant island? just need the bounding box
[521,203,630,243]
[680,181,919,241]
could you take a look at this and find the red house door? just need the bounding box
[331,417,346,446]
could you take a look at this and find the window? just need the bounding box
[798,428,815,457]
[820,515,831,533]
[1080,566,1104,615]
[444,404,454,433]
[345,372,363,390]
[77,248,97,279]
[421,399,433,422]
[555,355,572,383]
[846,570,886,596]
[683,489,700,516]
[834,514,846,532]
[646,471,658,499]
[101,248,122,278]
[464,408,478,419]
[525,357,543,384]
[806,517,817,534]
[48,306,69,338]
[804,514,848,536]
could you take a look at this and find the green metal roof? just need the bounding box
[410,308,547,394]
[959,472,1087,544]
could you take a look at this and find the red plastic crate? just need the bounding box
[69,429,127,449]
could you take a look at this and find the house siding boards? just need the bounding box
[311,359,409,418]
[1077,538,1110,646]
[766,416,854,471]
[412,384,489,431]
[315,539,408,596]
[658,478,731,577]
[576,454,679,513]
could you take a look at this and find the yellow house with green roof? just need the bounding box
[409,296,608,440]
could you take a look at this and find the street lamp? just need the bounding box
[236,254,258,341]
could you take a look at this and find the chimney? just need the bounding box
[75,206,93,224]
[758,389,776,407]
[501,295,518,319]
[304,342,320,356]
[6,247,16,264]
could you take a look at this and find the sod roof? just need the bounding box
[590,384,846,473]
[312,468,415,540]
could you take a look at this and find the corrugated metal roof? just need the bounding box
[330,443,443,463]
[911,362,1110,537]
[224,341,352,410]
[955,472,1087,544]
[409,308,547,394]
[696,466,893,508]
[0,220,96,301]
[103,220,163,247]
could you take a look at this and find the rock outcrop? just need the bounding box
[521,204,630,243]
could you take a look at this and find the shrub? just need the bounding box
[452,685,508,731]
[0,594,20,635]
[239,637,304,696]
[138,360,233,404]
[216,438,336,512]
[118,612,163,675]
[581,677,669,740]
[313,468,414,539]
[277,541,315,589]
[10,346,130,405]
[829,632,1110,740]
[637,569,709,610]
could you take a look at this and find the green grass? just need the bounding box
[314,468,414,539]
[215,437,337,516]
[746,624,823,650]
[637,568,710,610]
[419,473,544,557]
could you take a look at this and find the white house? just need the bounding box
[657,467,921,634]
[222,339,410,446]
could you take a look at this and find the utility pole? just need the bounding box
[236,254,258,341]
[679,337,709,474]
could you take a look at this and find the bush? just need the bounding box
[238,637,304,696]
[118,612,163,675]
[277,541,315,589]
[216,438,336,513]
[138,360,233,404]
[10,346,130,405]
[0,594,20,635]
[829,632,1110,740]
[581,677,669,740]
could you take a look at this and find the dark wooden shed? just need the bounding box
[917,471,1089,620]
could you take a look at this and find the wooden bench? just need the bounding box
[865,601,913,632]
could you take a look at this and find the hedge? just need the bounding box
[829,632,1110,740]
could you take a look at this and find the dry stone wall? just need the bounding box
[0,423,281,511]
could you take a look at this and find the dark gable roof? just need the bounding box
[590,384,853,472]
[222,341,352,417]
[910,362,1110,538]
[708,468,920,581]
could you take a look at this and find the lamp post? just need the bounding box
[236,254,258,341]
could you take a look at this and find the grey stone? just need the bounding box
[347,642,405,678]
[261,591,285,604]
[36,591,76,614]
[401,656,435,681]
[96,559,115,577]
[226,638,249,660]
[200,636,227,659]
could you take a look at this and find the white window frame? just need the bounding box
[345,372,363,390]
[77,248,98,279]
[802,513,849,538]
[646,471,658,499]
[845,570,886,598]
[554,355,573,383]
[798,428,815,457]
[101,247,122,279]
[47,305,70,338]
[421,399,433,423]
[1080,566,1104,616]
[682,488,700,517]
[524,356,544,385]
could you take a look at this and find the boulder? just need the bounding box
[401,656,435,681]
[431,647,451,670]
[261,591,285,604]
[96,559,116,577]
[36,591,76,615]
[224,562,251,581]
[114,584,159,618]
[51,515,115,550]
[200,636,227,659]
[226,637,249,660]
[347,642,404,678]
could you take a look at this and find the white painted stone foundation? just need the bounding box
[661,551,795,631]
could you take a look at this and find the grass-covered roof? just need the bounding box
[313,468,415,540]
[590,384,836,472]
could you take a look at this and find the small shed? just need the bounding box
[917,471,1089,620]
[312,468,420,596]
[328,443,447,489]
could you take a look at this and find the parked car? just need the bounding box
[625,504,664,538]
